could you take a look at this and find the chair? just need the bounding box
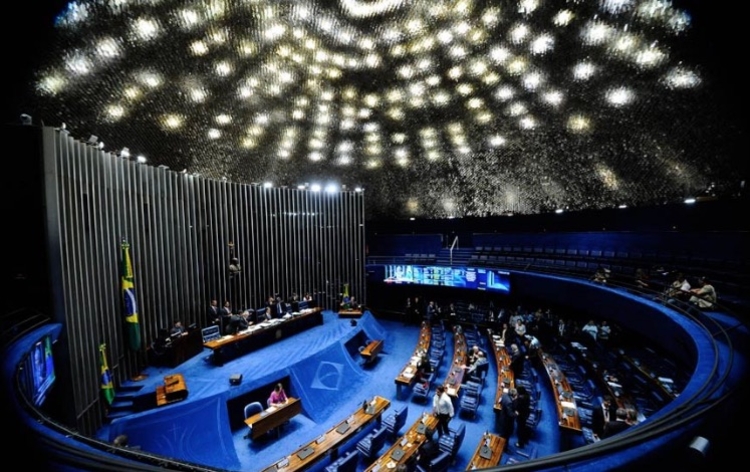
[356,426,388,461]
[438,421,465,458]
[526,408,542,432]
[415,450,452,472]
[413,373,434,403]
[383,405,409,438]
[242,402,264,439]
[459,393,480,418]
[325,449,359,472]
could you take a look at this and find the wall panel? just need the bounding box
[39,127,364,435]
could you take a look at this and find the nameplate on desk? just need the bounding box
[297,446,315,460]
[480,445,493,460]
[365,405,376,415]
[276,458,289,469]
[260,411,270,417]
[316,435,326,444]
[391,448,405,461]
[416,423,427,435]
[336,423,351,434]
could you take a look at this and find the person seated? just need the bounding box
[689,276,717,310]
[665,272,691,303]
[268,383,288,407]
[170,320,186,337]
[634,268,650,289]
[592,266,610,284]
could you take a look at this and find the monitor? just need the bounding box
[24,335,56,407]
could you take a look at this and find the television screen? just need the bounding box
[27,335,56,406]
[379,264,510,294]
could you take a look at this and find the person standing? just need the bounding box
[207,299,220,327]
[432,385,454,438]
[498,388,518,442]
[514,386,532,448]
[592,396,617,440]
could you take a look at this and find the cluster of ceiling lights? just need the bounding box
[31,0,737,219]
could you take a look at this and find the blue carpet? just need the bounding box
[100,311,568,471]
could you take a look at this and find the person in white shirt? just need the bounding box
[432,385,455,438]
[581,320,598,341]
[689,277,717,309]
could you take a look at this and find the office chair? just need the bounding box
[243,401,264,439]
[383,405,409,439]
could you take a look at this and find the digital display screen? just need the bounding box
[380,264,510,294]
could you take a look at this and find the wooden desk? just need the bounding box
[395,322,432,398]
[361,339,384,363]
[539,350,582,432]
[156,373,188,406]
[365,414,439,472]
[244,397,302,440]
[442,326,467,398]
[466,433,505,470]
[264,396,391,472]
[204,308,323,365]
[488,329,515,414]
[338,309,363,318]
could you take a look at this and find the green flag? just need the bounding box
[99,343,115,405]
[121,240,142,351]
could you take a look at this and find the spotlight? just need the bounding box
[87,135,99,145]
[20,114,32,125]
[120,147,130,158]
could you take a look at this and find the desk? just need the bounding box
[361,339,384,364]
[338,309,363,318]
[466,433,505,470]
[539,350,582,433]
[244,397,302,440]
[395,322,432,398]
[488,329,515,413]
[442,326,467,398]
[154,329,203,368]
[204,308,323,365]
[156,373,188,406]
[365,414,439,471]
[265,396,391,472]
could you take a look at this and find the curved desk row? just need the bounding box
[395,321,432,398]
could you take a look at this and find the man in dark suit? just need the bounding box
[509,343,525,379]
[274,296,287,317]
[207,299,220,327]
[498,388,518,443]
[592,396,617,439]
[219,300,232,333]
[601,408,630,439]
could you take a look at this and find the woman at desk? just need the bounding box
[268,383,288,407]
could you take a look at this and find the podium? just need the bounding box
[156,373,188,406]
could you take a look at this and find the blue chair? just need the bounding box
[413,372,434,403]
[438,422,465,459]
[459,393,480,419]
[325,449,359,472]
[415,450,452,472]
[383,405,409,438]
[243,402,264,439]
[356,426,388,461]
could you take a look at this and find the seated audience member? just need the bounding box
[592,266,610,284]
[268,383,288,406]
[258,306,272,322]
[598,320,612,345]
[581,319,599,341]
[665,272,691,302]
[634,268,650,289]
[689,276,717,310]
[601,408,631,439]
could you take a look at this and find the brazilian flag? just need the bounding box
[121,240,142,351]
[99,343,115,405]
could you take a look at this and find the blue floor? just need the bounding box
[98,312,574,471]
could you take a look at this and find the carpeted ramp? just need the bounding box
[289,338,369,423]
[109,393,240,470]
